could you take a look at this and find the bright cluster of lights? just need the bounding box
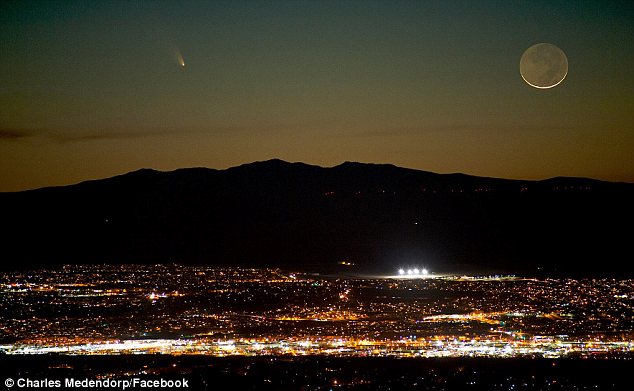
[398,268,429,276]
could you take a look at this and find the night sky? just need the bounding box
[1,0,633,191]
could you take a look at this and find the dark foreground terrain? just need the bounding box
[2,160,633,275]
[0,355,631,390]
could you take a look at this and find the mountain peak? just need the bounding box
[1,159,633,275]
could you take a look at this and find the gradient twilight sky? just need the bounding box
[1,0,633,191]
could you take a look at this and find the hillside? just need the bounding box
[1,159,632,275]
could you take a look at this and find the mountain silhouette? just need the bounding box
[1,159,632,275]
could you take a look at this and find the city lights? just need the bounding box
[0,265,632,361]
[398,267,430,278]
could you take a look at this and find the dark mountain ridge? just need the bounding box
[2,160,633,275]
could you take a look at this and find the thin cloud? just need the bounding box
[345,123,578,138]
[0,127,170,143]
[0,126,246,143]
[47,129,177,143]
[0,128,34,139]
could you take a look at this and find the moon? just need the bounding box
[520,43,568,89]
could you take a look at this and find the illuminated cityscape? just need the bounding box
[1,265,632,359]
[2,0,633,388]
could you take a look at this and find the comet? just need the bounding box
[167,39,186,68]
[176,50,185,67]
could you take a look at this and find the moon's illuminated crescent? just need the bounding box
[520,43,568,89]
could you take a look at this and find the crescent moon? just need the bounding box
[519,43,568,89]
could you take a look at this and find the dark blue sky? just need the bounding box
[1,0,633,190]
